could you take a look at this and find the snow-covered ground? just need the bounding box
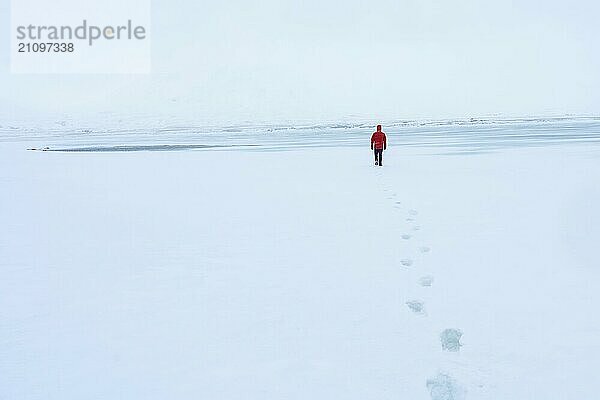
[2,120,600,399]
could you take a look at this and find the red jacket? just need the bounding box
[371,131,387,150]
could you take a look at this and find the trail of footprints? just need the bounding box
[386,187,465,399]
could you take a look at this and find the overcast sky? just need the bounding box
[1,0,599,126]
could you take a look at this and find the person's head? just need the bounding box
[377,124,382,132]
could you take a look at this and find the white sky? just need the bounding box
[1,0,599,125]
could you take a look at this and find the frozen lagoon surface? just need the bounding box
[2,117,600,399]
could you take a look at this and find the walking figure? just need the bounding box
[371,125,387,166]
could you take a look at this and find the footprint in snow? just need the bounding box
[401,259,413,267]
[409,209,418,216]
[412,225,421,231]
[406,300,426,315]
[426,373,465,400]
[440,329,463,352]
[420,246,431,253]
[406,217,416,222]
[402,234,412,240]
[418,275,434,287]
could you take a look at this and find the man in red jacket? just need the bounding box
[371,124,387,166]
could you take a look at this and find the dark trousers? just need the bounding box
[374,148,383,166]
